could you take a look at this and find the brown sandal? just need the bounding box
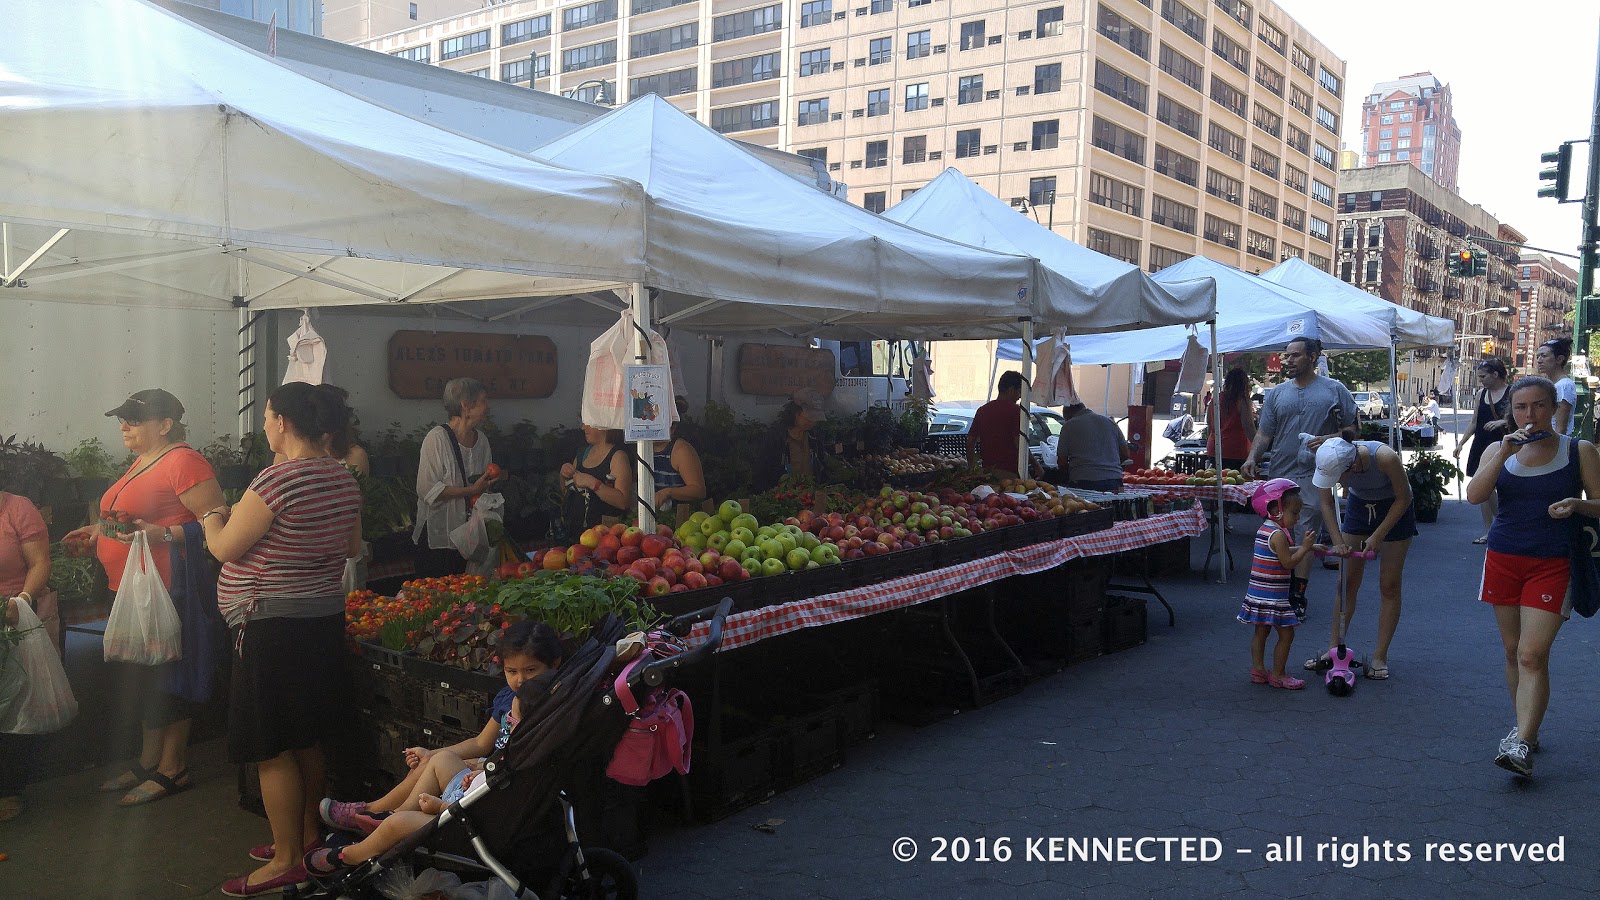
[117,769,191,807]
[98,764,152,793]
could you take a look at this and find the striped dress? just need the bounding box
[218,457,361,628]
[1238,520,1301,627]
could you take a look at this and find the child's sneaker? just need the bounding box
[1267,673,1305,690]
[304,836,359,878]
[319,798,386,836]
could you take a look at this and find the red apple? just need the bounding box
[825,525,845,542]
[682,571,708,590]
[647,576,671,596]
[640,535,669,559]
[621,526,645,548]
[617,545,643,566]
[670,583,689,593]
[685,559,704,575]
[718,559,745,582]
[699,550,722,570]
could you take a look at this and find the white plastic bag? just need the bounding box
[103,532,183,666]
[1175,334,1208,395]
[582,311,674,430]
[0,598,79,734]
[341,542,371,595]
[450,492,504,571]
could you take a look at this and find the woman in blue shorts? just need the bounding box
[1310,437,1415,680]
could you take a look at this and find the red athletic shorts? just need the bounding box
[1480,549,1571,617]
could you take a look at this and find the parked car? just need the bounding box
[926,405,1065,469]
[1352,391,1387,419]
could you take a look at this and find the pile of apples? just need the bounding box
[1125,467,1245,487]
[675,500,843,577]
[526,519,754,597]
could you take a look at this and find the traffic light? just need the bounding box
[1539,143,1573,201]
[1482,340,1494,355]
[1447,249,1473,277]
[1472,252,1488,277]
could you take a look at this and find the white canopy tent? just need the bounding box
[1260,258,1455,349]
[883,168,1216,333]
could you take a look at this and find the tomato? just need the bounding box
[484,463,504,480]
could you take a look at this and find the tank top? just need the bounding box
[1342,441,1396,501]
[564,445,626,533]
[1208,393,1250,460]
[652,438,686,491]
[1489,436,1581,559]
[1471,387,1509,448]
[1246,521,1292,603]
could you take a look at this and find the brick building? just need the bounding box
[1358,71,1461,194]
[1513,253,1577,370]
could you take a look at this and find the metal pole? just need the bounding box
[1018,320,1034,476]
[1209,321,1226,584]
[1388,338,1399,450]
[630,282,657,531]
[1574,24,1600,442]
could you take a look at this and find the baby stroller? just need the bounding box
[293,598,732,900]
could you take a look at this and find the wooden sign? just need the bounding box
[737,343,837,397]
[387,330,558,399]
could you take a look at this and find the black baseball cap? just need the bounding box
[105,389,184,422]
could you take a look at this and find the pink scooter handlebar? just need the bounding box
[1313,547,1376,560]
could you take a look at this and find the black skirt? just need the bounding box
[227,614,348,764]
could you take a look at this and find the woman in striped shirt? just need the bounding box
[203,382,363,897]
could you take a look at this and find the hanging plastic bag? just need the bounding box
[103,532,184,666]
[1175,333,1209,395]
[0,598,79,734]
[582,310,674,430]
[1035,329,1079,407]
[450,492,504,575]
[341,542,371,596]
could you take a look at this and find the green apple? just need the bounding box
[742,557,761,575]
[688,511,710,525]
[731,513,760,534]
[810,543,839,564]
[731,526,756,546]
[756,526,777,540]
[683,532,707,552]
[723,539,747,559]
[805,560,820,569]
[761,557,787,576]
[700,516,725,537]
[784,524,805,539]
[706,532,729,551]
[776,533,798,555]
[786,547,813,570]
[801,532,821,550]
[759,539,785,560]
[719,499,743,522]
[742,549,764,567]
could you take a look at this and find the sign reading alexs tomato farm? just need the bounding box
[388,330,558,399]
[737,343,836,397]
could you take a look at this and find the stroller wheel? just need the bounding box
[562,848,638,900]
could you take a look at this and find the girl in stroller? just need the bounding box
[306,621,562,875]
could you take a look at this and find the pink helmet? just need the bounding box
[1251,478,1300,519]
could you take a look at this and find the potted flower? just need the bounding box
[1406,451,1461,524]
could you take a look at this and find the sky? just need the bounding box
[1283,0,1597,265]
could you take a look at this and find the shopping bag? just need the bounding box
[341,541,371,595]
[450,492,504,573]
[0,598,79,734]
[103,532,184,665]
[582,311,674,430]
[1175,334,1208,395]
[1568,514,1600,618]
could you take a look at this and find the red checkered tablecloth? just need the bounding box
[688,505,1208,652]
[1125,482,1258,506]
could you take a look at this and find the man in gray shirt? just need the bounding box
[1058,403,1132,491]
[1241,336,1359,575]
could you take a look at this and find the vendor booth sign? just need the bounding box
[624,365,672,442]
[388,330,557,399]
[737,344,837,397]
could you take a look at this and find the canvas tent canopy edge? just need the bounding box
[1259,257,1455,349]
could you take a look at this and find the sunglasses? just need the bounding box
[116,415,151,426]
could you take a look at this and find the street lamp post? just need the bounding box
[563,78,615,105]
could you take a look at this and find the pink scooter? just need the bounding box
[1313,546,1375,696]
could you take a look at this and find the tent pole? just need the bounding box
[630,282,657,532]
[1019,320,1034,476]
[236,306,255,440]
[1389,339,1399,450]
[1210,321,1225,584]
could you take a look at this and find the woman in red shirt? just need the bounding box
[0,490,51,822]
[62,389,224,807]
[204,382,363,897]
[1206,368,1256,470]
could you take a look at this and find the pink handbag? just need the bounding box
[605,655,694,786]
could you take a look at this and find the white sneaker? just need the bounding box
[1499,726,1540,755]
[1494,738,1533,777]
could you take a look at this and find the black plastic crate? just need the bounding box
[1064,560,1111,615]
[1059,506,1116,538]
[1000,517,1062,550]
[418,721,479,751]
[809,680,879,747]
[799,560,855,598]
[1067,608,1106,665]
[686,729,780,822]
[775,709,845,787]
[348,652,419,718]
[1104,594,1148,652]
[959,528,1007,562]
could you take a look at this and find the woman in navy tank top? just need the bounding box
[1466,377,1600,779]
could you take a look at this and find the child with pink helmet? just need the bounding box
[1239,478,1324,689]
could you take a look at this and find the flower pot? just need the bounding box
[1414,504,1439,524]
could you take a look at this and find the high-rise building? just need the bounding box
[1514,253,1577,370]
[330,0,1347,273]
[1357,72,1460,193]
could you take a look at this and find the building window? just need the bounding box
[1031,119,1060,150]
[1149,245,1193,273]
[561,40,616,72]
[1397,151,1409,161]
[1308,216,1331,242]
[1340,225,1355,248]
[1030,176,1057,207]
[1210,28,1248,74]
[1254,60,1284,97]
[503,15,552,46]
[863,191,886,213]
[1210,75,1246,117]
[1214,0,1251,28]
[955,129,981,159]
[439,29,489,60]
[1088,228,1141,264]
[958,74,984,104]
[710,52,780,87]
[1379,128,1392,139]
[1309,252,1331,270]
[1399,126,1411,137]
[1157,94,1200,137]
[1247,229,1275,259]
[1203,213,1239,248]
[1288,85,1312,116]
[864,139,888,168]
[1365,258,1380,282]
[633,0,695,12]
[1035,63,1062,94]
[1312,143,1336,171]
[797,97,830,125]
[905,82,928,111]
[871,0,893,13]
[1154,144,1198,185]
[501,56,535,83]
[1208,122,1244,161]
[710,100,778,133]
[1380,114,1393,125]
[1376,152,1390,162]
[799,0,832,27]
[1252,104,1282,138]
[1284,164,1307,194]
[903,135,927,163]
[869,36,893,65]
[906,30,931,59]
[1094,61,1148,112]
[1097,5,1150,58]
[409,2,417,20]
[1205,168,1242,205]
[1160,0,1205,44]
[1397,139,1411,149]
[1290,43,1313,76]
[1037,6,1065,38]
[1315,104,1339,135]
[1281,204,1304,231]
[1257,17,1284,55]
[960,20,987,51]
[1367,224,1381,248]
[1249,145,1279,178]
[799,48,831,76]
[1317,65,1341,97]
[1151,195,1197,234]
[1159,44,1202,91]
[630,66,695,98]
[867,88,891,117]
[630,23,698,59]
[392,45,430,63]
[1248,188,1277,220]
[714,5,781,41]
[1093,117,1147,164]
[1378,140,1391,152]
[564,0,618,31]
[1286,124,1309,155]
[1310,179,1333,206]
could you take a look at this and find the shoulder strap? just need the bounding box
[440,425,469,484]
